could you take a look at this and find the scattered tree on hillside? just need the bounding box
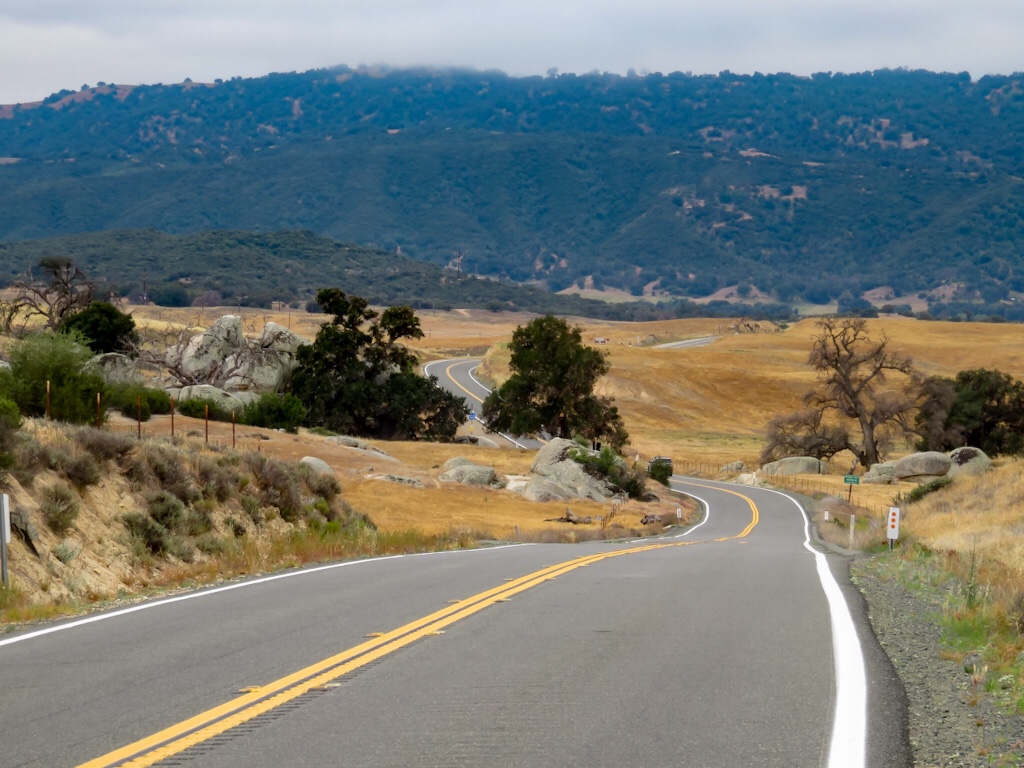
[14,257,96,330]
[760,317,921,469]
[57,301,139,354]
[288,289,468,440]
[915,368,1024,455]
[481,315,628,449]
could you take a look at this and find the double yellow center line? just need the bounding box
[82,486,758,767]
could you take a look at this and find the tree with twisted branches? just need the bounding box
[761,318,921,469]
[14,257,95,330]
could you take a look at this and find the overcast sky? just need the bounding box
[1,1,1021,105]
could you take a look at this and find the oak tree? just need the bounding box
[761,317,920,469]
[481,316,628,449]
[288,289,467,440]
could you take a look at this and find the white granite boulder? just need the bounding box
[300,456,334,475]
[760,456,829,476]
[947,447,991,477]
[894,451,952,481]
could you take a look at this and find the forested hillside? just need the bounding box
[1,66,1023,304]
[0,230,795,321]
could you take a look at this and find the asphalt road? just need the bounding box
[0,480,908,767]
[423,357,544,449]
[654,336,717,349]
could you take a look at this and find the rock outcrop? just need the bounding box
[166,315,303,396]
[439,462,499,487]
[92,352,141,384]
[525,438,625,502]
[760,456,829,476]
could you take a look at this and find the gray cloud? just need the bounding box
[1,1,1021,104]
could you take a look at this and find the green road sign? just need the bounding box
[844,475,860,485]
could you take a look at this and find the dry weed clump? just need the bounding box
[39,481,79,535]
[71,427,136,462]
[245,452,303,521]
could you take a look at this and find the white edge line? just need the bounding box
[668,483,711,538]
[466,365,491,393]
[757,485,868,768]
[0,544,528,649]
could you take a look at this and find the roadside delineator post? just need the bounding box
[887,507,901,551]
[1,493,10,587]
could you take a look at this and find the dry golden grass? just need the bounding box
[906,462,1024,579]
[479,316,1024,466]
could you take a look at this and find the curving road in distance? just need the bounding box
[423,357,544,449]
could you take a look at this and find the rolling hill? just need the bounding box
[1,66,1023,307]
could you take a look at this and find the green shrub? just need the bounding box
[184,503,214,536]
[0,396,20,474]
[225,517,247,537]
[178,397,233,422]
[146,490,185,532]
[124,512,169,555]
[194,533,230,555]
[648,458,673,487]
[241,494,263,525]
[64,453,101,488]
[1,331,108,424]
[568,445,649,499]
[246,453,303,521]
[196,456,237,502]
[905,475,954,503]
[106,384,172,422]
[143,444,198,503]
[303,467,341,500]
[239,392,308,433]
[57,301,139,354]
[40,482,79,535]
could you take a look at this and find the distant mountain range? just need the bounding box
[1,66,1023,308]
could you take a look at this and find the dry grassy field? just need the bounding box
[124,306,1024,577]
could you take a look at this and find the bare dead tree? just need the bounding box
[760,409,850,465]
[14,257,95,329]
[0,295,31,336]
[762,317,923,470]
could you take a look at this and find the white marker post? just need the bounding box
[887,507,901,551]
[0,493,10,587]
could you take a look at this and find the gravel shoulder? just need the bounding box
[852,556,1024,767]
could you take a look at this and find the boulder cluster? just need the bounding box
[860,447,991,484]
[440,438,632,504]
[758,447,991,485]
